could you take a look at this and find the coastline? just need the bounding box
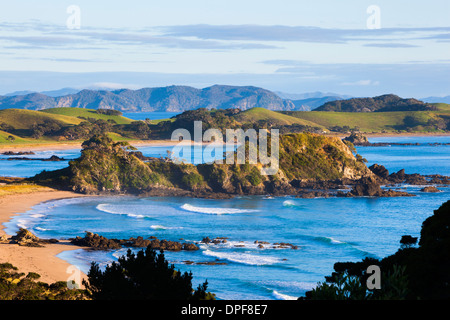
[0,189,90,285]
[1,133,449,152]
[0,139,191,152]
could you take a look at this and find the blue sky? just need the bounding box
[0,0,449,97]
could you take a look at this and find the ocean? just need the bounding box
[2,135,450,300]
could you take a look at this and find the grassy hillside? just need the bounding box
[234,107,324,128]
[284,109,450,133]
[432,103,450,112]
[42,108,133,125]
[0,109,82,129]
[0,130,32,144]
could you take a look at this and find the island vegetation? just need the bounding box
[27,131,387,198]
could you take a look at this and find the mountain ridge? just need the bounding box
[0,85,298,112]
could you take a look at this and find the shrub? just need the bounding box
[83,247,213,300]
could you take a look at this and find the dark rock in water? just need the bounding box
[348,176,383,196]
[404,174,428,185]
[70,232,199,251]
[421,186,440,193]
[70,231,121,250]
[2,151,35,155]
[344,176,413,197]
[5,155,65,161]
[272,242,299,250]
[427,175,450,185]
[201,237,212,244]
[42,155,65,162]
[146,239,199,251]
[196,261,227,265]
[369,164,390,179]
[389,169,406,183]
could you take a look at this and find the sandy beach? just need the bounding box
[0,139,192,152]
[0,190,90,285]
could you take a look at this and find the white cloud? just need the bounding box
[341,80,380,86]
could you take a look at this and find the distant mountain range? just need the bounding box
[0,85,448,113]
[421,95,450,104]
[0,85,302,112]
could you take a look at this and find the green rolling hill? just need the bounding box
[0,109,83,130]
[234,107,325,129]
[283,103,450,133]
[41,107,133,125]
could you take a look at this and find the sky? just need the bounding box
[0,0,449,98]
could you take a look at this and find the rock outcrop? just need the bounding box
[421,186,440,193]
[70,231,199,251]
[6,228,59,247]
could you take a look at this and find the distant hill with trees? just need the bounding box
[314,94,437,112]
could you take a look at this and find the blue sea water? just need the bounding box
[2,135,450,300]
[122,112,180,121]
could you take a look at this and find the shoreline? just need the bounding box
[1,133,449,152]
[0,139,191,152]
[0,190,90,285]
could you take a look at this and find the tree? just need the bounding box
[83,246,214,300]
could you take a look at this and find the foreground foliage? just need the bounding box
[0,263,87,300]
[83,247,214,300]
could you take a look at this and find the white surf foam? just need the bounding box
[203,250,281,266]
[271,290,298,300]
[150,225,182,230]
[282,200,304,208]
[96,204,145,219]
[35,227,51,231]
[180,203,257,215]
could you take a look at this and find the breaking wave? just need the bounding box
[202,250,281,266]
[96,204,146,219]
[180,204,257,215]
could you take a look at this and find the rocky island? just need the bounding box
[27,132,448,199]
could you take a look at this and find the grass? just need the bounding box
[0,183,54,197]
[235,107,325,128]
[284,110,447,133]
[0,109,83,130]
[0,130,33,144]
[41,107,134,125]
[432,103,450,112]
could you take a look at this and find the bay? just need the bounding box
[2,135,450,300]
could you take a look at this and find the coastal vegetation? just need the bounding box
[0,248,212,300]
[83,247,214,300]
[29,132,374,197]
[302,200,450,300]
[314,94,437,112]
[0,262,87,300]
